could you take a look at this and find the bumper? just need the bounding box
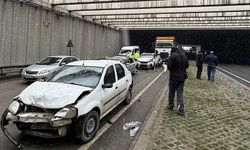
[21,74,49,81]
[4,112,72,138]
[137,63,153,69]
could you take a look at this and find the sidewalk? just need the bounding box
[134,65,250,150]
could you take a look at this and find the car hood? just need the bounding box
[137,57,153,62]
[26,64,59,72]
[18,82,93,109]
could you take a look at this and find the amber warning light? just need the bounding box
[156,36,175,40]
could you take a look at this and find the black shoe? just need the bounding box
[167,105,174,111]
[177,111,185,116]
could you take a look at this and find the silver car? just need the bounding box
[110,55,137,74]
[21,56,79,81]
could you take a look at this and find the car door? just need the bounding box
[114,64,128,103]
[129,58,136,72]
[102,65,119,113]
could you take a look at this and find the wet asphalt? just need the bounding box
[0,64,249,149]
[0,67,167,150]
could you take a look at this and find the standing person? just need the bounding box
[204,51,218,82]
[167,46,189,116]
[134,50,140,60]
[196,49,204,79]
[127,51,131,58]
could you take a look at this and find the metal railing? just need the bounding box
[0,65,30,76]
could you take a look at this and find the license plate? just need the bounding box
[25,75,34,79]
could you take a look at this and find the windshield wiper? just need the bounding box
[69,82,83,86]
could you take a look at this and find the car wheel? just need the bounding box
[123,87,132,105]
[80,111,100,143]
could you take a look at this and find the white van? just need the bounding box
[119,46,140,56]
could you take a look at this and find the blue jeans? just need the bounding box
[207,65,216,81]
[168,80,185,112]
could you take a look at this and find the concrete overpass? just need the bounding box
[1,0,250,67]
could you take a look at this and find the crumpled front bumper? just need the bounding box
[1,110,73,147]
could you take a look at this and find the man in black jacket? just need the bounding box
[204,51,218,82]
[167,46,189,116]
[196,49,204,79]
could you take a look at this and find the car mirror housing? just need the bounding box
[102,83,113,88]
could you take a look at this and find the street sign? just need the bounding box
[67,40,74,56]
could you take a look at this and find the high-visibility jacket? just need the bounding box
[134,52,140,59]
[127,52,132,57]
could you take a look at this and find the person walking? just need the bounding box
[167,46,189,116]
[196,49,204,79]
[204,51,218,82]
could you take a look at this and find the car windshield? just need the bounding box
[120,49,131,54]
[48,66,103,88]
[155,42,173,48]
[37,57,62,65]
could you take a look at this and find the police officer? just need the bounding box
[134,50,140,60]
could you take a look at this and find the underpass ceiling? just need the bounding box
[32,0,250,29]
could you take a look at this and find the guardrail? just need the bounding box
[0,65,30,76]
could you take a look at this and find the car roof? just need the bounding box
[121,46,139,49]
[67,60,119,67]
[48,55,77,58]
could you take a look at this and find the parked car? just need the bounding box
[21,56,79,81]
[110,55,137,75]
[2,60,133,146]
[137,53,162,69]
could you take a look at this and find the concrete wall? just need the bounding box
[0,0,121,66]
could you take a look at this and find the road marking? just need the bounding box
[218,67,250,84]
[79,70,165,150]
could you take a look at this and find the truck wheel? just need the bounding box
[79,111,100,143]
[123,87,132,105]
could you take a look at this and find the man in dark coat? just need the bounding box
[167,46,189,116]
[196,49,204,79]
[204,51,218,82]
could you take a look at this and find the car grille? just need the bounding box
[160,52,169,59]
[26,106,58,114]
[26,71,38,74]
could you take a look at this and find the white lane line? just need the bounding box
[218,67,250,84]
[79,70,165,150]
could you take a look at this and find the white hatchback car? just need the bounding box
[2,60,133,146]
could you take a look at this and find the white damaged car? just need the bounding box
[1,60,133,147]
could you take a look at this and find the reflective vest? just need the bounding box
[127,52,131,57]
[134,52,140,59]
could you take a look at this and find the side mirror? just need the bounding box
[60,62,66,66]
[102,83,113,88]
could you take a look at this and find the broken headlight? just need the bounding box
[54,107,77,119]
[8,100,23,115]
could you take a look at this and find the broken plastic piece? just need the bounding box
[123,121,141,136]
[130,126,140,137]
[123,121,141,131]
